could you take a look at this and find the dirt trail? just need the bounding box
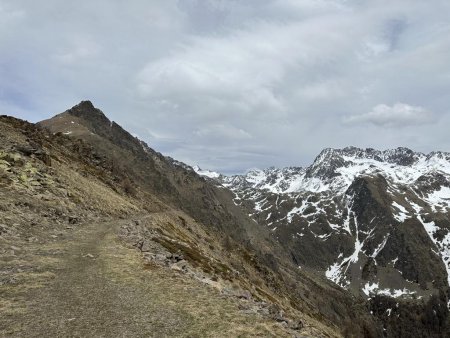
[0,219,293,337]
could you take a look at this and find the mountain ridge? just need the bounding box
[195,146,450,303]
[209,146,450,194]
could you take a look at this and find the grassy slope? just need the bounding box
[0,115,340,337]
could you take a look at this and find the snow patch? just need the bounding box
[391,201,410,222]
[424,186,450,212]
[362,282,379,296]
[363,282,416,298]
[325,262,343,285]
[371,234,389,258]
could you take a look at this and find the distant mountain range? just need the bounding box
[195,147,450,300]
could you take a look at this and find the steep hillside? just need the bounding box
[1,110,342,337]
[197,146,450,336]
[0,101,392,337]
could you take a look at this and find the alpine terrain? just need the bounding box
[196,147,450,297]
[197,147,450,334]
[1,101,449,337]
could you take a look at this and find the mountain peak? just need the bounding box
[216,145,450,307]
[66,100,109,122]
[193,165,221,179]
[53,100,116,138]
[310,146,425,170]
[76,100,95,109]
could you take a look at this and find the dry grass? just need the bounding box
[1,220,296,337]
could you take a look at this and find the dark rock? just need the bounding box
[35,150,52,166]
[0,223,7,235]
[275,314,288,324]
[167,252,184,262]
[15,145,35,156]
[288,319,303,331]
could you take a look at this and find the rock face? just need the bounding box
[197,147,450,300]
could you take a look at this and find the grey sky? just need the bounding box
[1,0,449,173]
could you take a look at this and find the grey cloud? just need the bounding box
[1,0,450,173]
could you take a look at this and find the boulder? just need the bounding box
[140,241,151,252]
[288,319,304,331]
[170,260,187,272]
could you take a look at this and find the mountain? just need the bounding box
[1,101,389,337]
[198,147,450,303]
[192,165,221,179]
[2,101,449,337]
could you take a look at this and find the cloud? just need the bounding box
[344,103,437,127]
[193,124,252,143]
[1,0,450,172]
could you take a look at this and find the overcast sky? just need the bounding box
[1,0,449,173]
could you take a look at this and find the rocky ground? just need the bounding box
[0,114,339,337]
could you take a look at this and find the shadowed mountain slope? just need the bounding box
[197,146,450,336]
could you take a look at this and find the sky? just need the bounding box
[1,0,449,174]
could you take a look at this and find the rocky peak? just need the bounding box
[64,100,112,134]
[379,147,422,166]
[303,147,432,183]
[305,148,348,180]
[192,165,221,179]
[77,100,95,109]
[427,151,450,162]
[68,100,107,119]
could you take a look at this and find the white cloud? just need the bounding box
[344,103,436,127]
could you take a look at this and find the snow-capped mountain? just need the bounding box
[197,147,450,300]
[192,165,221,179]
